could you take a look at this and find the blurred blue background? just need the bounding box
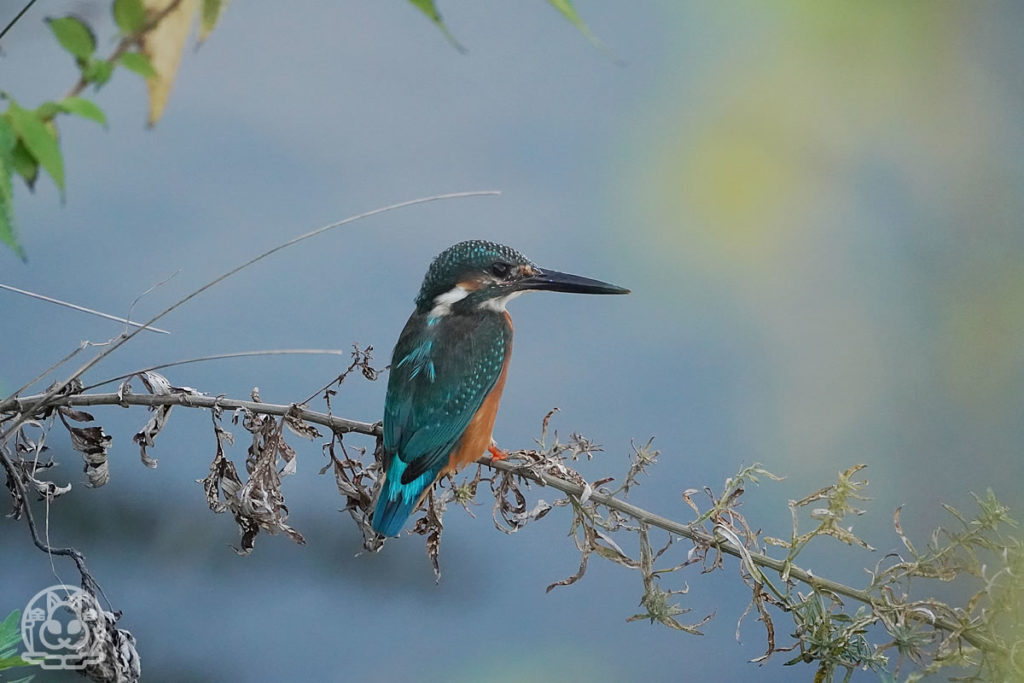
[2,1,1022,681]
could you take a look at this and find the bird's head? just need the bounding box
[415,240,629,317]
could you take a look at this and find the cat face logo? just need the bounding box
[20,585,104,670]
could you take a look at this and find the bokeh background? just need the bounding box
[2,2,1022,681]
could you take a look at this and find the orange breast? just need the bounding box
[442,313,513,475]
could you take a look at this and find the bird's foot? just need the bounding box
[487,443,509,461]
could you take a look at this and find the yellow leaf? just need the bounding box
[142,0,200,126]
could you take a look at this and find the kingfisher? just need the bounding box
[372,240,630,537]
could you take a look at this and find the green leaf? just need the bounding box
[58,97,107,126]
[119,51,157,78]
[0,609,20,653]
[113,0,147,34]
[546,0,606,50]
[1,612,37,676]
[0,610,26,663]
[7,101,64,197]
[11,140,39,188]
[35,102,61,120]
[0,116,16,156]
[45,16,96,60]
[0,655,33,671]
[406,0,465,53]
[199,0,228,42]
[83,58,116,86]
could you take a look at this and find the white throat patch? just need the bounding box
[478,290,524,312]
[429,285,469,318]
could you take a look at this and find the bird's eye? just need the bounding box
[490,262,511,278]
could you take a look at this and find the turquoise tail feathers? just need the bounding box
[372,456,438,536]
[372,490,419,537]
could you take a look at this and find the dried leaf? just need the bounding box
[141,0,200,125]
[546,544,590,593]
[681,488,701,515]
[29,471,73,500]
[579,481,593,505]
[116,379,132,404]
[284,410,322,440]
[412,488,448,582]
[893,505,918,557]
[64,422,113,488]
[198,408,306,554]
[132,370,202,468]
[593,530,639,569]
[5,423,64,513]
[322,434,381,550]
[80,601,141,683]
[59,406,94,422]
[491,468,533,534]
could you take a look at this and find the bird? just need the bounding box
[372,239,630,537]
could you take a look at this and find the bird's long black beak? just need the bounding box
[517,267,630,295]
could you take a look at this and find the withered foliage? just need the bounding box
[320,432,382,551]
[1,380,141,682]
[130,370,202,469]
[199,395,309,555]
[79,602,142,683]
[3,349,1023,683]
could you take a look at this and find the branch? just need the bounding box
[0,448,96,590]
[1,388,1002,656]
[1,391,379,437]
[63,0,186,100]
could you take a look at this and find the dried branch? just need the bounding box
[0,283,170,334]
[2,391,379,436]
[1,386,1005,660]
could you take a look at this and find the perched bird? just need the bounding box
[372,240,629,536]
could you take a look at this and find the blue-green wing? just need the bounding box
[384,311,510,484]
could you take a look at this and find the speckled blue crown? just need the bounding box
[416,240,535,307]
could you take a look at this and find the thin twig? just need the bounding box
[124,269,181,334]
[64,0,186,100]
[3,342,86,403]
[0,283,171,334]
[0,0,37,43]
[0,446,98,594]
[80,349,350,392]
